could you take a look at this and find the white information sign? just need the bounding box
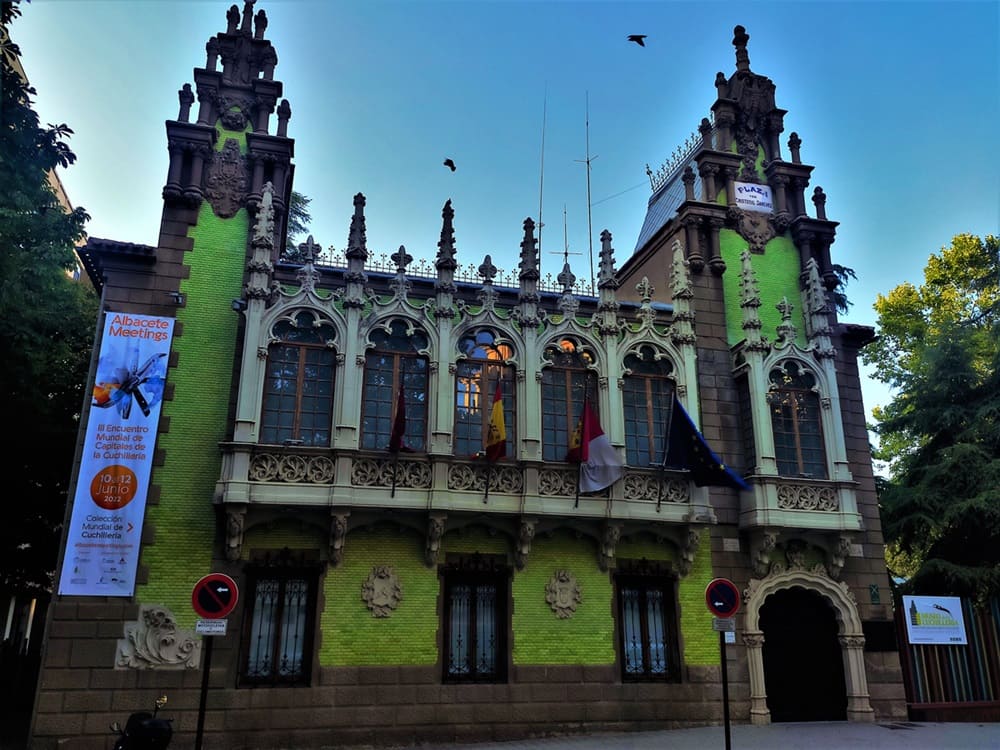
[734,181,773,213]
[902,595,968,645]
[196,619,228,636]
[712,617,736,632]
[58,313,174,596]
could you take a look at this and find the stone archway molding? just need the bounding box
[741,563,875,725]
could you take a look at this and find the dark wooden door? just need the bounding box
[760,587,847,722]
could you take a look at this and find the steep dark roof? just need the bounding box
[632,154,704,255]
[78,237,156,290]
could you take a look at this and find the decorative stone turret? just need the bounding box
[514,218,543,328]
[164,0,294,242]
[669,239,696,346]
[388,245,413,301]
[739,250,767,351]
[592,230,622,336]
[342,193,368,308]
[433,200,458,318]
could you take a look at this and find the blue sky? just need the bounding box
[13,0,1000,433]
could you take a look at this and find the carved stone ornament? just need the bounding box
[116,605,201,670]
[329,513,348,567]
[225,506,246,561]
[545,570,582,619]
[733,207,776,254]
[203,138,249,218]
[361,565,402,617]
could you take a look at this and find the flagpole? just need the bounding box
[656,391,676,512]
[484,458,492,504]
[390,363,407,499]
[574,380,592,509]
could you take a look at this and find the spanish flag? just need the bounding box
[484,381,506,462]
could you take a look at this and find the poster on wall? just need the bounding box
[58,313,174,597]
[902,595,968,645]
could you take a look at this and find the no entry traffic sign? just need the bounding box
[192,573,239,620]
[705,577,741,619]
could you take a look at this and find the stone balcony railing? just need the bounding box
[215,443,705,524]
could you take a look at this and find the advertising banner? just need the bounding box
[902,595,968,645]
[58,313,174,597]
[734,181,774,213]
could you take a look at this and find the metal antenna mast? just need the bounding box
[537,84,548,273]
[575,91,597,294]
[549,204,582,272]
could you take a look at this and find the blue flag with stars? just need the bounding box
[665,394,750,491]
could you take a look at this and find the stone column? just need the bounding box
[742,631,770,725]
[839,634,876,722]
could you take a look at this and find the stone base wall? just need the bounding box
[33,640,755,750]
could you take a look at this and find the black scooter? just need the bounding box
[110,694,173,750]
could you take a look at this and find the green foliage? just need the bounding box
[865,234,1000,601]
[829,263,857,315]
[0,7,98,593]
[281,189,312,261]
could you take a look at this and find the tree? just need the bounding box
[863,234,1000,601]
[281,189,312,261]
[1,2,98,594]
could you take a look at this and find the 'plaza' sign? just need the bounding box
[734,181,773,213]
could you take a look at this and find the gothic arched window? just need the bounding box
[540,338,597,462]
[361,320,429,452]
[260,312,337,447]
[622,347,675,467]
[453,330,515,459]
[767,361,827,478]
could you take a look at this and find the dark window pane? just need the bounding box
[242,571,316,687]
[622,349,674,466]
[444,572,506,683]
[260,319,336,447]
[617,575,679,682]
[768,362,827,478]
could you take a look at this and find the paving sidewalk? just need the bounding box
[446,721,1000,750]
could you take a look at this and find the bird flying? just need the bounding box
[627,34,647,47]
[443,158,456,172]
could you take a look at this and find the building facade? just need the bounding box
[32,5,906,749]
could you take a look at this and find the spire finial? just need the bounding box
[733,25,751,72]
[240,0,256,35]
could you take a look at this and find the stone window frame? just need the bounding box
[259,310,337,447]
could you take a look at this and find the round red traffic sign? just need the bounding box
[192,573,239,620]
[705,577,741,619]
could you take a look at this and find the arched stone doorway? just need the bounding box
[760,587,846,721]
[741,565,874,725]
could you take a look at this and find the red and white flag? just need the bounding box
[566,401,623,492]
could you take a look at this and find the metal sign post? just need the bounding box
[191,574,239,750]
[705,578,741,750]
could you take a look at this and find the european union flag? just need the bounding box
[665,394,750,491]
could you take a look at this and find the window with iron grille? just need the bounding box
[454,330,515,459]
[442,557,508,683]
[540,338,597,462]
[616,571,681,681]
[767,361,827,479]
[240,567,318,686]
[260,312,337,446]
[361,320,429,451]
[622,347,675,467]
